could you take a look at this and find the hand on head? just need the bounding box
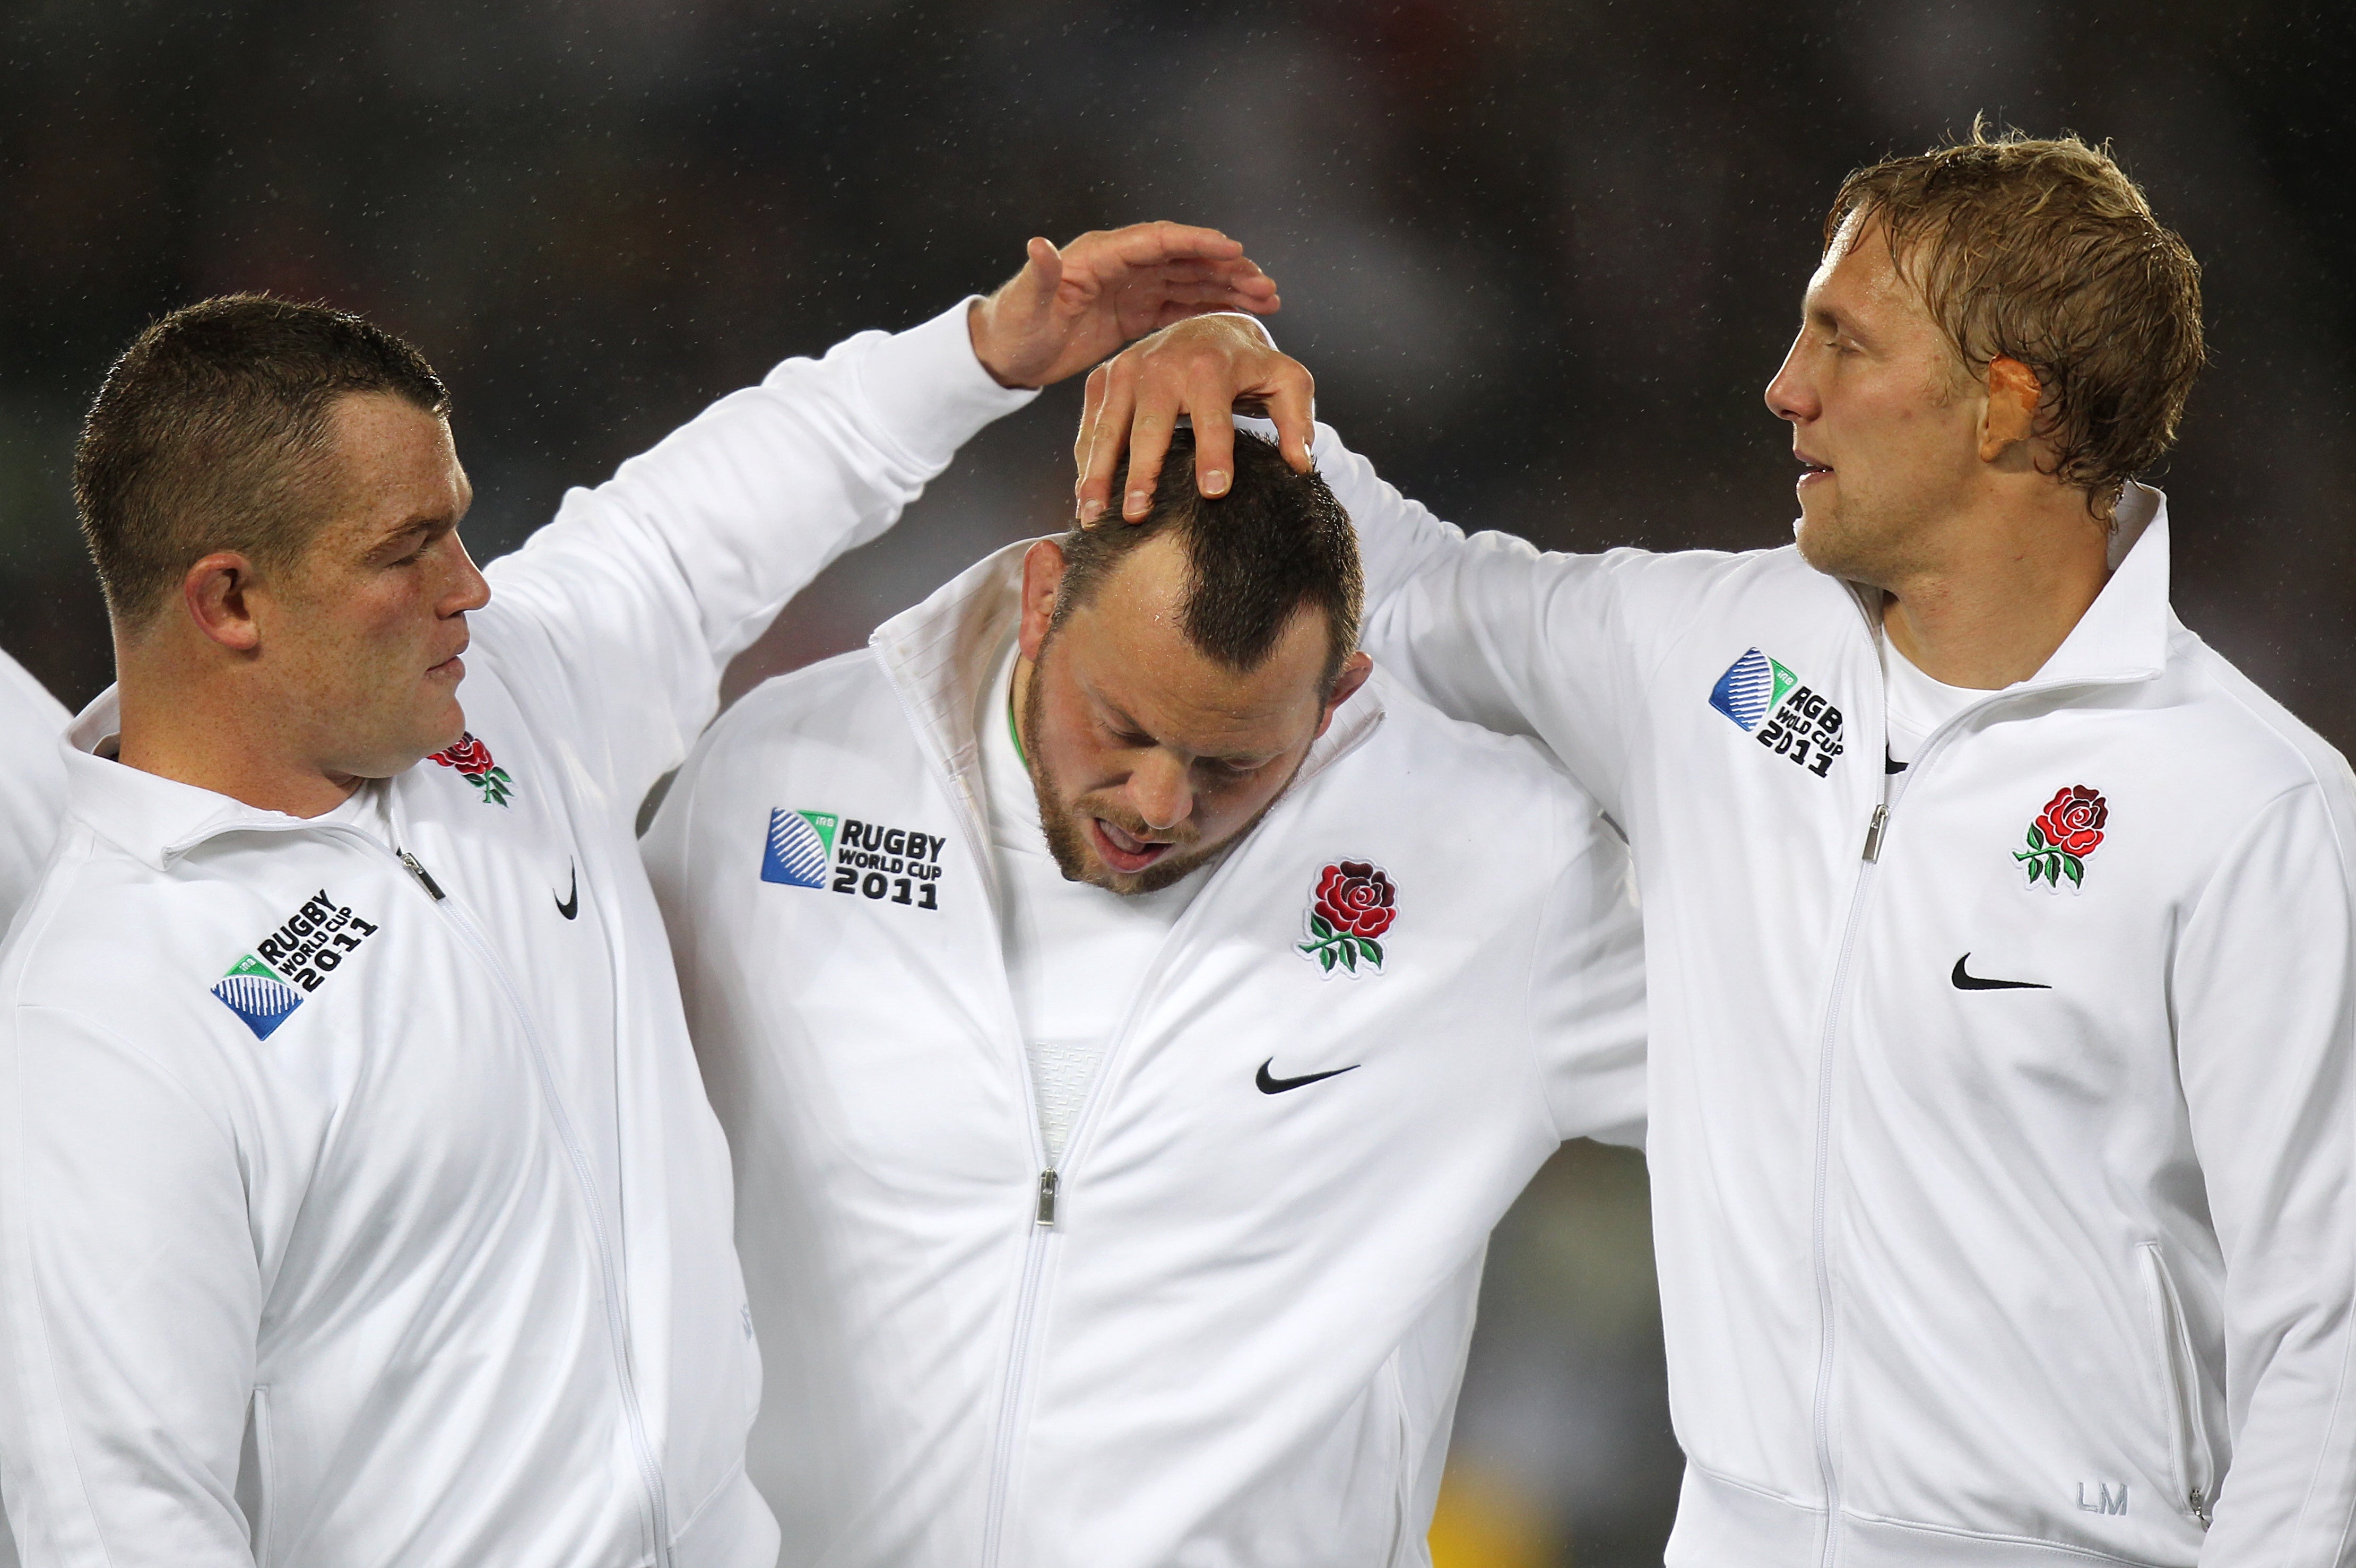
[1072,313,1317,525]
[966,222,1281,391]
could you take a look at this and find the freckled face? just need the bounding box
[1763,218,1984,587]
[1020,535,1348,895]
[265,393,490,778]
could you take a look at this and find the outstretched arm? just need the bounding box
[487,223,1281,814]
[1068,314,1699,821]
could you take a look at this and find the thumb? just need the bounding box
[1008,236,1062,318]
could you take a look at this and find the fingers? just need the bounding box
[1262,361,1317,473]
[1119,370,1185,521]
[1075,360,1138,525]
[1188,369,1238,500]
[1092,220,1246,268]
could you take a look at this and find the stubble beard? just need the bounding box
[1019,651,1293,896]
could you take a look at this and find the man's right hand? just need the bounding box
[1072,314,1318,525]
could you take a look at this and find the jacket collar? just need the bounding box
[1838,480,2173,690]
[61,687,360,870]
[2028,480,2170,688]
[869,539,1387,834]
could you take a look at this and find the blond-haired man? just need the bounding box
[1085,132,2356,1566]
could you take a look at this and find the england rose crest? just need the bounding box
[429,732,514,807]
[2014,784,2107,889]
[1299,859,1396,975]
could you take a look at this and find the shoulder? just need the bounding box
[0,825,202,1024]
[1351,671,1614,851]
[2162,623,2356,831]
[692,647,902,772]
[660,647,919,833]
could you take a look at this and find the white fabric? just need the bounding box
[976,639,1209,1165]
[0,649,68,1568]
[0,300,1034,1568]
[1330,418,2356,1568]
[641,541,1648,1568]
[1879,635,1989,765]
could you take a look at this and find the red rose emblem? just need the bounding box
[2015,783,2107,889]
[432,733,496,778]
[1301,859,1397,975]
[2034,785,2108,856]
[1315,860,1397,939]
[428,732,515,806]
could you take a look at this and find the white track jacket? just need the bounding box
[0,648,68,1568]
[640,543,1649,1568]
[0,302,1032,1568]
[0,653,67,934]
[1323,430,2356,1567]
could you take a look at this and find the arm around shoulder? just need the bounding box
[486,300,1036,804]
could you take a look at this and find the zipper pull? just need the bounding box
[399,849,447,901]
[1861,803,1890,863]
[2190,1489,2211,1529]
[1035,1169,1059,1227]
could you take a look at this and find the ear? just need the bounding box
[1017,539,1068,662]
[1312,651,1375,739]
[1979,356,2042,464]
[181,551,264,653]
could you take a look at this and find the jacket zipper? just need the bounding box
[2139,1243,2216,1527]
[1805,653,2129,1561]
[1809,798,1889,1564]
[888,674,1063,1568]
[877,639,1383,1566]
[393,842,677,1568]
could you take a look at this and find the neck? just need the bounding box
[1877,488,2114,690]
[112,638,361,818]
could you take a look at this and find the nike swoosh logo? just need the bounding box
[1257,1058,1359,1095]
[1952,952,2047,991]
[555,863,579,921]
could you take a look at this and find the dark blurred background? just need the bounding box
[6,2,2353,1562]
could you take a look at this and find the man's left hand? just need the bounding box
[968,222,1279,390]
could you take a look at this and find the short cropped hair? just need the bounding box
[1826,123,2204,507]
[74,294,451,628]
[1053,428,1363,692]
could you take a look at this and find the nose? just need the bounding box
[1128,751,1193,835]
[440,532,492,616]
[1763,330,1814,425]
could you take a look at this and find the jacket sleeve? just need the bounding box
[1314,422,1697,827]
[2173,784,2356,1563]
[482,299,1037,811]
[1526,794,1648,1150]
[0,1008,261,1567]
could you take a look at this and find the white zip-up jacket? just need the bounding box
[0,301,1033,1568]
[1319,429,2356,1566]
[0,648,70,1568]
[639,543,1649,1568]
[0,652,68,937]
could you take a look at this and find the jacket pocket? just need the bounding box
[1380,1354,1418,1568]
[2136,1243,2215,1528]
[236,1384,276,1563]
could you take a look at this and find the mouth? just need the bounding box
[428,633,471,680]
[1089,816,1174,874]
[1795,452,1834,488]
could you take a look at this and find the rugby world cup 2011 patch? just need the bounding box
[211,889,382,1039]
[1709,646,1846,777]
[761,807,943,911]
